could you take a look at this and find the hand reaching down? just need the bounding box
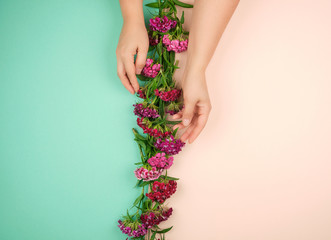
[116,0,149,94]
[173,70,212,144]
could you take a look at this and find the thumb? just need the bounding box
[182,99,196,127]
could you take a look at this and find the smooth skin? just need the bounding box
[117,0,240,143]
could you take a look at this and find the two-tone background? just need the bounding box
[1,0,331,239]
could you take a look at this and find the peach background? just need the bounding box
[164,0,331,239]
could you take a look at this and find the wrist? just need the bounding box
[185,52,208,74]
[183,60,207,79]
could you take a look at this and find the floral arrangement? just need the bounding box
[117,0,193,239]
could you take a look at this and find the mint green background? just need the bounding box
[0,0,154,239]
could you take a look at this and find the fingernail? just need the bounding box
[136,69,142,74]
[183,119,190,126]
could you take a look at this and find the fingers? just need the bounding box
[123,56,140,93]
[181,100,196,127]
[172,111,183,120]
[187,102,212,143]
[187,114,209,143]
[135,45,148,74]
[172,101,212,143]
[180,117,197,142]
[117,60,135,94]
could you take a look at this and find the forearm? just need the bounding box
[186,0,240,72]
[119,0,145,25]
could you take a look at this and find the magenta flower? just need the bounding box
[134,166,163,181]
[162,35,188,53]
[133,103,159,118]
[155,88,182,102]
[154,135,185,155]
[140,207,173,229]
[148,152,174,170]
[117,220,147,238]
[149,34,159,46]
[142,58,161,78]
[150,16,177,33]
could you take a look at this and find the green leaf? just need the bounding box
[159,100,165,117]
[127,209,133,221]
[136,180,152,188]
[173,0,193,8]
[145,2,159,8]
[180,11,185,24]
[153,226,173,234]
[132,193,144,207]
[165,120,182,125]
[160,175,180,181]
[134,179,143,188]
[167,0,177,13]
[172,126,179,137]
[170,51,175,65]
[151,231,157,240]
[163,50,171,65]
[137,74,152,82]
[156,42,163,56]
[133,129,147,141]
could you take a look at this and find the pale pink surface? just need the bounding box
[162,0,331,239]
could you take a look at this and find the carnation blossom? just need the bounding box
[162,34,188,53]
[154,135,185,155]
[146,180,177,203]
[165,102,183,115]
[149,16,177,33]
[147,152,173,169]
[134,166,163,181]
[142,58,161,78]
[133,103,159,118]
[149,34,159,46]
[137,89,146,99]
[137,117,172,138]
[155,88,181,102]
[140,207,173,229]
[117,220,147,238]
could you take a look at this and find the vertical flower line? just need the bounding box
[117,1,193,239]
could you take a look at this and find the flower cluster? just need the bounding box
[165,109,179,115]
[154,135,185,155]
[150,16,177,33]
[142,59,161,78]
[137,117,172,138]
[117,220,147,238]
[137,89,146,99]
[118,1,193,239]
[140,207,173,229]
[146,180,177,203]
[155,88,182,102]
[163,35,188,53]
[165,102,183,115]
[134,166,163,181]
[147,153,174,170]
[133,103,159,118]
[149,34,159,46]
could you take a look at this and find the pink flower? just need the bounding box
[150,16,177,33]
[133,103,159,118]
[155,88,182,102]
[142,58,161,78]
[147,153,174,170]
[154,135,185,156]
[134,166,163,181]
[162,35,188,53]
[117,220,147,238]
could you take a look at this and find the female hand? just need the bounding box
[116,20,149,94]
[173,69,212,143]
